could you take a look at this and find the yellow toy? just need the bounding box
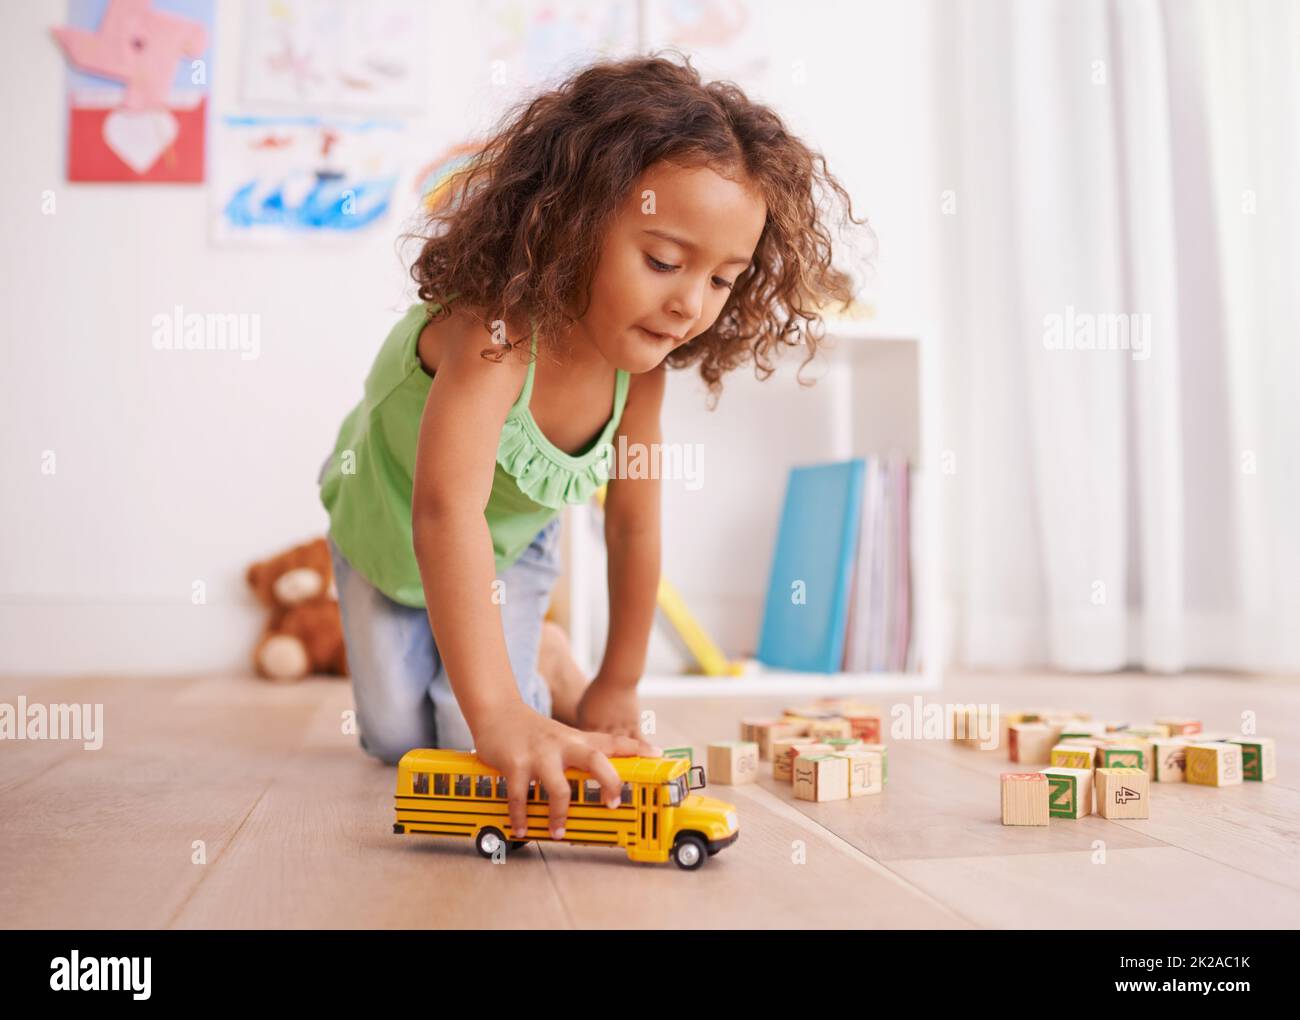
[393,749,740,869]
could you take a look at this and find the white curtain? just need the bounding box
[932,0,1300,672]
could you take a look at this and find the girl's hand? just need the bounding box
[575,678,644,740]
[472,701,659,842]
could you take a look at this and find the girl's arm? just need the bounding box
[411,317,656,841]
[577,365,666,737]
[411,320,527,728]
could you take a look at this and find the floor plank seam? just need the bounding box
[725,782,981,929]
[162,780,272,928]
[532,846,577,930]
[1104,818,1300,894]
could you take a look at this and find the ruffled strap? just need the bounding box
[496,413,613,509]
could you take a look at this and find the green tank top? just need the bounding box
[319,298,631,607]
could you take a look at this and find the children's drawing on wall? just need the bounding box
[212,115,403,244]
[642,0,773,101]
[53,0,213,182]
[413,141,486,214]
[240,0,430,114]
[478,0,638,93]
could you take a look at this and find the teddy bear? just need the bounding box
[246,537,348,681]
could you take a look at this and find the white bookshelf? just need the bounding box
[558,313,946,698]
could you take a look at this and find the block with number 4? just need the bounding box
[1096,767,1149,819]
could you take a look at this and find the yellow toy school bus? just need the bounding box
[393,748,739,869]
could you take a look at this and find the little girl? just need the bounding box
[318,54,860,842]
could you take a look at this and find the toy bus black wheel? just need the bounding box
[509,840,529,851]
[672,834,707,870]
[476,827,508,859]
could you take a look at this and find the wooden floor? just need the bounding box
[2,669,1298,929]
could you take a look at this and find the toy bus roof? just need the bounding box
[396,748,690,784]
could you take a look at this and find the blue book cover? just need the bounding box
[757,459,866,673]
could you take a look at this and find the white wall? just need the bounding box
[0,0,934,676]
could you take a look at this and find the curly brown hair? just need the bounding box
[406,51,870,403]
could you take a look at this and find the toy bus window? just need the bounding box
[568,780,579,801]
[582,779,603,804]
[454,774,471,797]
[538,783,549,802]
[495,777,508,799]
[527,780,537,801]
[475,776,493,798]
[412,772,429,795]
[434,773,449,796]
[620,782,632,805]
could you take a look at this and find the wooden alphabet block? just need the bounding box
[707,741,759,785]
[793,754,849,802]
[824,736,864,752]
[1009,723,1060,764]
[994,711,1034,752]
[795,698,881,719]
[1095,767,1149,819]
[1230,738,1276,782]
[662,746,693,765]
[1000,772,1049,826]
[774,741,834,783]
[808,716,854,741]
[1099,741,1153,774]
[1041,767,1094,819]
[1155,717,1203,737]
[951,705,986,748]
[835,749,884,796]
[771,735,813,772]
[1151,738,1191,782]
[855,742,888,784]
[1189,731,1234,744]
[840,711,883,743]
[1041,712,1089,729]
[776,714,817,737]
[1125,723,1171,741]
[783,703,840,720]
[1185,742,1243,786]
[1059,721,1108,739]
[1050,743,1097,770]
[740,718,802,761]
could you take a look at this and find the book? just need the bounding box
[756,460,866,673]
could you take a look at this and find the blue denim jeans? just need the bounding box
[323,475,562,764]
